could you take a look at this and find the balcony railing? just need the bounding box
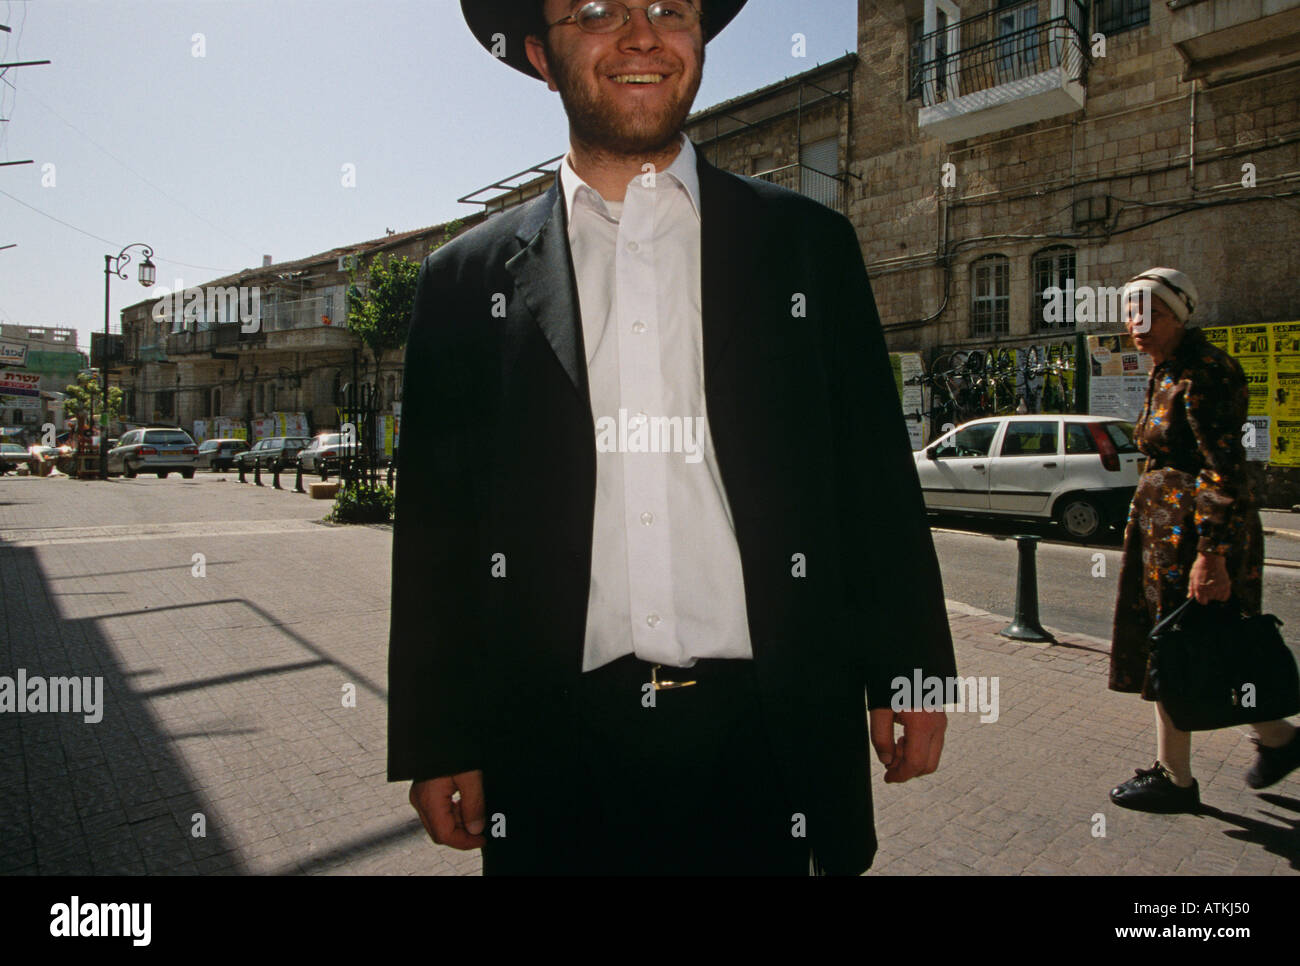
[753,163,846,214]
[915,0,1088,109]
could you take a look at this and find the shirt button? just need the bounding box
[640,511,654,526]
[646,614,661,628]
[632,321,646,334]
[627,241,640,253]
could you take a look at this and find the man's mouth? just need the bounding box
[610,73,667,84]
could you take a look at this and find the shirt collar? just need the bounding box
[559,134,701,222]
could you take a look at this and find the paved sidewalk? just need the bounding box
[1,474,1296,875]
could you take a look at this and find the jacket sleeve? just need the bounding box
[387,254,492,782]
[825,214,958,708]
[1183,355,1251,555]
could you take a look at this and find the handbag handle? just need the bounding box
[1149,597,1197,640]
[1149,595,1247,642]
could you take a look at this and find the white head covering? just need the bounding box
[1123,267,1199,325]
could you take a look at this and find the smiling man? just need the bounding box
[387,0,958,875]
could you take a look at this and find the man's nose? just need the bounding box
[619,6,666,47]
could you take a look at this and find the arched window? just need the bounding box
[255,383,265,413]
[970,255,1010,337]
[1032,245,1077,332]
[211,387,222,416]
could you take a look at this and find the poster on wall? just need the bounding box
[1272,322,1300,467]
[1229,325,1271,462]
[891,352,925,450]
[1086,334,1151,422]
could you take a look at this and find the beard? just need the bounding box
[545,39,704,157]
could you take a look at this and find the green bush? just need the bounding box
[328,481,394,524]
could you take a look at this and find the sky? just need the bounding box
[0,0,857,353]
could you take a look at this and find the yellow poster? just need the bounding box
[1201,326,1231,351]
[1271,328,1300,467]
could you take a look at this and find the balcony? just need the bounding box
[1170,0,1300,84]
[165,324,244,356]
[753,163,846,215]
[915,0,1088,144]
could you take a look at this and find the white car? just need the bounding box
[913,415,1144,541]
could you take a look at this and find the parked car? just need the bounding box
[197,438,250,472]
[107,427,200,479]
[0,442,28,473]
[913,415,1144,541]
[295,433,357,475]
[235,436,312,474]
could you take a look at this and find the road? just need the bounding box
[930,511,1300,648]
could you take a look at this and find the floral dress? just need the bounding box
[1109,326,1264,698]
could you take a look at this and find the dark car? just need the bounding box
[236,436,312,473]
[197,438,250,472]
[107,427,200,479]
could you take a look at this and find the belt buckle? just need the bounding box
[651,663,697,691]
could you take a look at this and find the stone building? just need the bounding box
[118,220,480,441]
[851,0,1300,360]
[0,323,85,435]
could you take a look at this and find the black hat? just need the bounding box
[461,0,748,80]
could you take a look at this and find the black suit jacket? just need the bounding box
[387,148,957,875]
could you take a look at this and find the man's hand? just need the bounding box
[869,707,946,784]
[1188,551,1232,604]
[409,770,486,850]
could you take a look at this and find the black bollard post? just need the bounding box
[1000,535,1055,643]
[294,461,305,494]
[254,461,263,486]
[272,462,281,489]
[238,460,247,484]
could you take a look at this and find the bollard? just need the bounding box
[386,461,394,488]
[272,463,281,490]
[1000,534,1055,643]
[294,462,305,494]
[238,460,247,484]
[254,461,263,486]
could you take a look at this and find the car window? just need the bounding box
[144,430,193,445]
[934,423,998,459]
[1064,423,1097,454]
[199,441,218,452]
[999,421,1059,457]
[1106,422,1139,453]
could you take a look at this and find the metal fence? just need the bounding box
[915,0,1088,108]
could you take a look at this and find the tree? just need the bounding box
[345,219,464,402]
[65,372,122,432]
[345,220,465,358]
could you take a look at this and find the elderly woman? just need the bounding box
[1108,267,1299,812]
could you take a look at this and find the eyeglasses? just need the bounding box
[548,1,702,34]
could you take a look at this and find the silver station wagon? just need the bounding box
[913,415,1144,541]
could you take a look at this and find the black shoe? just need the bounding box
[1246,729,1300,789]
[1109,762,1200,813]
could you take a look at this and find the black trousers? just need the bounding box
[481,655,811,876]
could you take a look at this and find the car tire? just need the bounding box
[1056,495,1104,542]
[123,463,137,479]
[181,469,195,479]
[156,471,168,479]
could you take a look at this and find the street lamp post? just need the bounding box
[101,243,156,479]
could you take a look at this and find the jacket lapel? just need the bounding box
[505,174,590,406]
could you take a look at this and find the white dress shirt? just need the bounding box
[560,135,754,672]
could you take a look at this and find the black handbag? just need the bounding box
[1148,597,1300,732]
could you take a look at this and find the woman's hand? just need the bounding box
[1188,552,1232,604]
